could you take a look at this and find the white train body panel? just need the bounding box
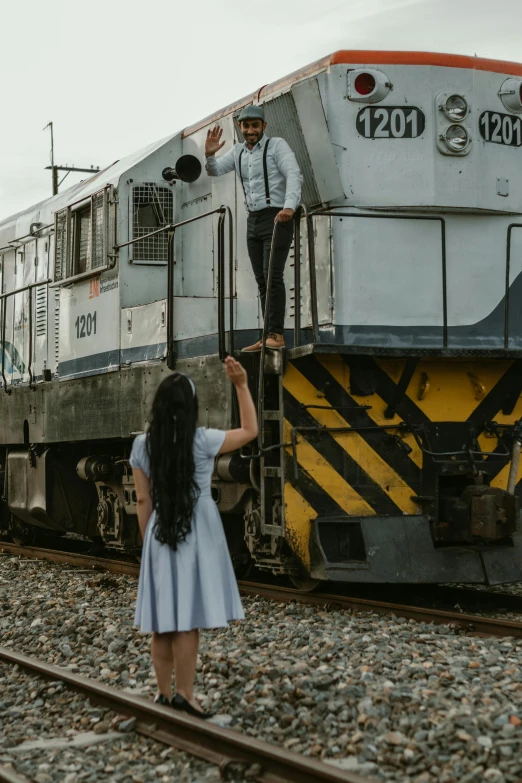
[328,63,522,212]
[1,51,522,391]
[58,277,120,378]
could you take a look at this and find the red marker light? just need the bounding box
[354,73,376,96]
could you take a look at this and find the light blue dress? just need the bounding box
[130,428,245,633]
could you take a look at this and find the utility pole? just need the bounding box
[43,122,58,195]
[43,122,100,196]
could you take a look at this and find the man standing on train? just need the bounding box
[205,106,302,351]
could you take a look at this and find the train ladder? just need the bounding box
[258,349,286,536]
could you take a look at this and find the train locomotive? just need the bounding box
[1,50,522,586]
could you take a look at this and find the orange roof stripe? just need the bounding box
[329,50,522,76]
[182,50,522,138]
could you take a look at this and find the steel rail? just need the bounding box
[3,543,522,636]
[0,542,140,576]
[0,767,33,783]
[434,584,522,613]
[0,647,371,783]
[239,582,522,639]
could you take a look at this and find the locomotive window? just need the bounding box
[53,186,113,284]
[73,204,91,275]
[132,184,173,264]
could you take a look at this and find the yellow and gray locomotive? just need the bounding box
[1,50,522,585]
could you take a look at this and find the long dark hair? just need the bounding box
[147,373,200,549]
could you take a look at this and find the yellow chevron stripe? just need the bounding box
[283,420,375,516]
[376,359,514,423]
[317,355,423,469]
[490,459,522,491]
[476,433,498,460]
[284,482,317,570]
[284,364,419,514]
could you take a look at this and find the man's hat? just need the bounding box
[238,105,265,122]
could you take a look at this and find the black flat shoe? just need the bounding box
[171,693,214,719]
[154,694,172,707]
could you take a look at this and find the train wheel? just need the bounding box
[9,519,35,546]
[234,561,252,580]
[289,574,321,592]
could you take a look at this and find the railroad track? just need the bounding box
[0,541,140,576]
[239,582,522,639]
[2,541,522,638]
[0,765,33,783]
[0,646,370,783]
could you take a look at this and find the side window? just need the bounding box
[54,186,114,282]
[72,204,91,275]
[132,184,173,264]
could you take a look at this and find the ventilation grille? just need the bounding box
[132,184,173,263]
[261,92,320,207]
[35,285,47,337]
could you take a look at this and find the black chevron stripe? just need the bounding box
[342,355,431,427]
[466,359,522,479]
[286,464,349,518]
[467,360,522,427]
[284,388,404,517]
[293,355,421,492]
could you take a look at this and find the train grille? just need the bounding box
[132,184,173,263]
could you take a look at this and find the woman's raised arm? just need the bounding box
[219,357,258,454]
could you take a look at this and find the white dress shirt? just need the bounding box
[205,134,302,213]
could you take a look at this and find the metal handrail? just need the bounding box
[1,278,52,393]
[0,279,52,301]
[302,204,319,344]
[1,208,234,394]
[116,206,234,367]
[505,224,522,349]
[257,218,283,453]
[306,210,448,348]
[292,212,301,347]
[255,207,448,454]
[256,206,311,453]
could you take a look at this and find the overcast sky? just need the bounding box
[1,0,521,221]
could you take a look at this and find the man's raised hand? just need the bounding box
[275,208,294,223]
[205,125,226,158]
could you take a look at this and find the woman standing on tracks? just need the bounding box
[130,356,257,717]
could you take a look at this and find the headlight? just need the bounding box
[347,68,392,103]
[443,124,470,152]
[499,78,522,113]
[442,94,468,122]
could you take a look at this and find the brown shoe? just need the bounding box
[265,332,285,349]
[242,339,262,352]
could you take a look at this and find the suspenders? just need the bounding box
[238,138,271,209]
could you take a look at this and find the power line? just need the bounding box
[43,122,100,196]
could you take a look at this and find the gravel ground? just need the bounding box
[450,583,522,597]
[1,554,522,783]
[0,662,220,783]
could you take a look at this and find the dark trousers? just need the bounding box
[246,207,294,335]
